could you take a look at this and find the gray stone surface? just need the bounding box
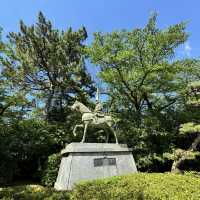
[54,143,137,190]
[61,142,132,153]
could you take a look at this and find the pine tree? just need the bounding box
[171,81,200,173]
[2,12,94,121]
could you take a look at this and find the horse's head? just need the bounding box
[70,100,92,113]
[70,100,80,111]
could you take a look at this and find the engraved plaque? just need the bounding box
[108,158,116,165]
[94,158,116,167]
[94,158,103,167]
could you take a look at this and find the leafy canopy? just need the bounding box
[88,13,199,115]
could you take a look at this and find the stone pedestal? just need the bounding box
[54,143,137,190]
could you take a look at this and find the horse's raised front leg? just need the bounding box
[106,131,109,143]
[104,127,109,143]
[73,124,84,136]
[81,122,89,143]
[108,125,118,144]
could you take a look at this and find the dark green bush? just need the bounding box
[41,153,61,187]
[0,124,17,184]
[0,119,71,185]
[71,173,200,200]
[0,160,17,185]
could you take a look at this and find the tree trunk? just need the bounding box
[190,134,200,151]
[171,134,200,173]
[171,156,185,174]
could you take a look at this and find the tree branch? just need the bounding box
[0,103,12,116]
[158,99,177,111]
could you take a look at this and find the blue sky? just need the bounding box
[0,0,200,81]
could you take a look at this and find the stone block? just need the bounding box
[54,143,137,190]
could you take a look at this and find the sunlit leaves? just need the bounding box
[88,13,198,116]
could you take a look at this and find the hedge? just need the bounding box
[0,184,70,200]
[71,173,200,200]
[1,173,200,199]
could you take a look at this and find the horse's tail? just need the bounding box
[112,117,120,129]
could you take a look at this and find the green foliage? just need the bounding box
[0,29,30,120]
[0,123,18,184]
[168,80,200,173]
[186,81,200,107]
[178,81,200,138]
[88,13,198,117]
[164,149,200,161]
[179,123,200,134]
[0,119,73,184]
[41,153,61,187]
[0,12,94,184]
[136,153,170,172]
[184,170,200,177]
[0,185,70,200]
[117,122,173,171]
[2,11,94,122]
[71,173,200,200]
[0,86,29,120]
[87,13,200,171]
[1,11,200,182]
[2,173,200,199]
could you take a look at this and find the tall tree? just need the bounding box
[88,13,200,170]
[2,12,94,121]
[88,13,199,119]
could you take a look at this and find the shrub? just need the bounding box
[2,173,200,199]
[0,184,70,200]
[0,124,18,185]
[0,160,17,185]
[41,153,61,187]
[71,173,200,200]
[0,119,69,185]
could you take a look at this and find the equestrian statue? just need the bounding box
[71,88,118,143]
